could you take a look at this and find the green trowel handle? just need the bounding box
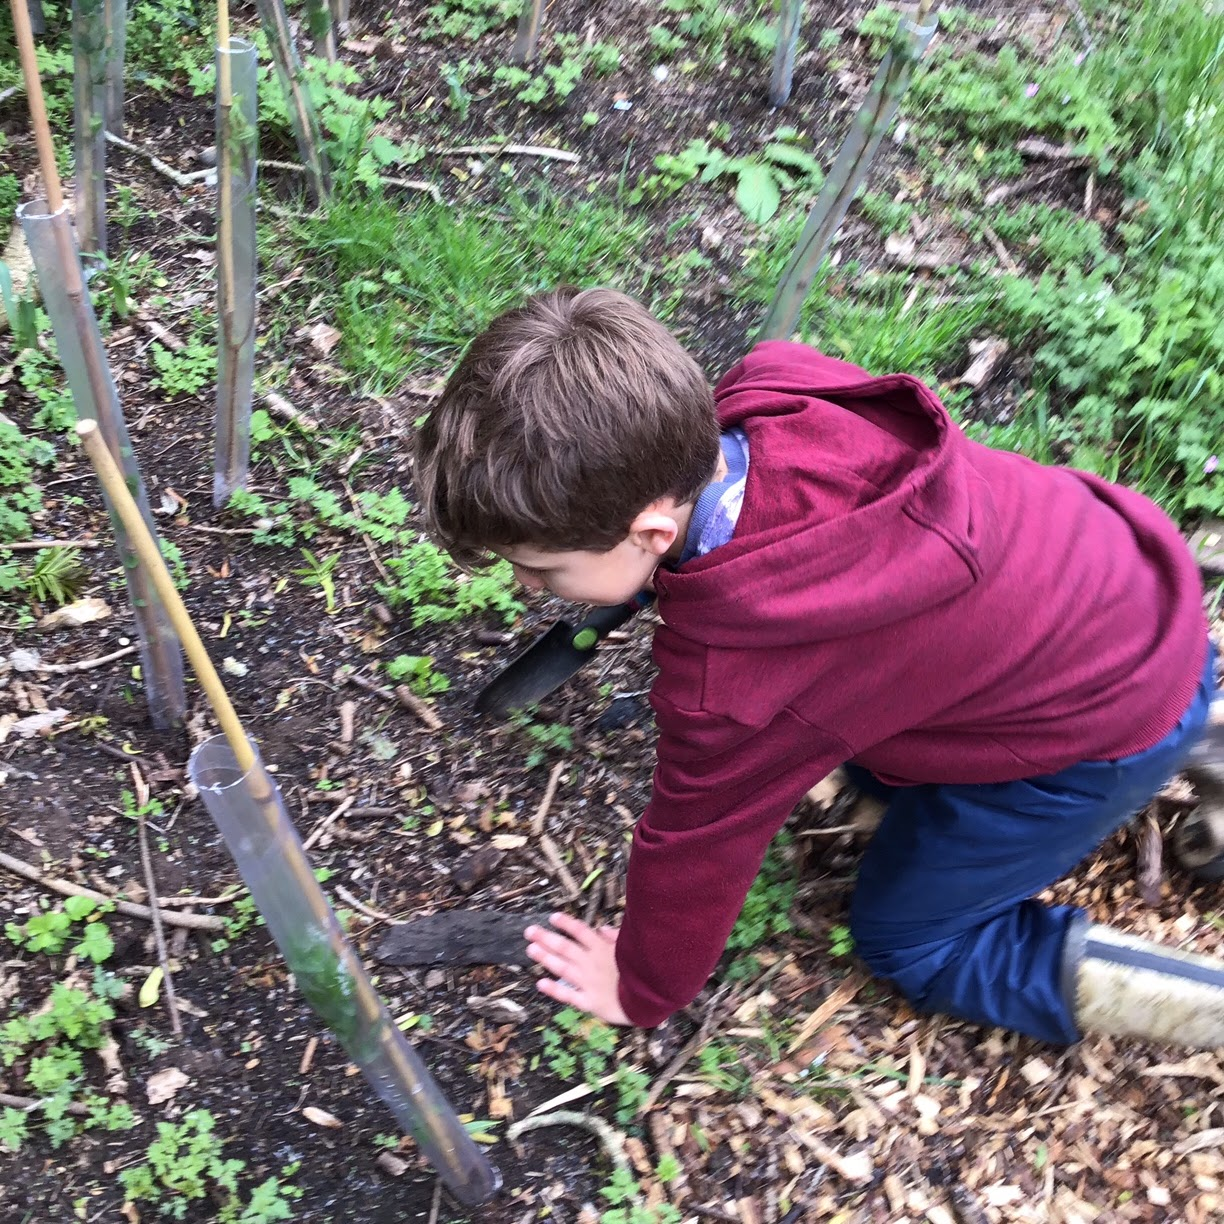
[571,592,655,650]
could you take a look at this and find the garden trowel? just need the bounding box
[473,591,654,718]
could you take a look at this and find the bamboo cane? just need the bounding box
[511,0,545,64]
[758,0,939,340]
[79,421,252,766]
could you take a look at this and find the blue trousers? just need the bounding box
[846,646,1214,1044]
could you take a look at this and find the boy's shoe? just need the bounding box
[1062,915,1224,1047]
[1174,740,1224,878]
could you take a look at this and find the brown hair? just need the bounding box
[414,287,719,564]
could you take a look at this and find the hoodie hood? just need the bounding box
[654,341,996,648]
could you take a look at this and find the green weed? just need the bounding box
[385,654,450,697]
[120,1109,301,1222]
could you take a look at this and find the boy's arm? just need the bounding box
[615,703,852,1027]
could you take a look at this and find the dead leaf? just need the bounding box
[302,1105,343,1129]
[120,1202,140,1224]
[1174,1128,1224,1155]
[222,656,249,677]
[8,647,42,671]
[146,1066,189,1105]
[6,709,70,740]
[305,322,342,356]
[37,598,111,631]
[490,834,527,850]
[956,337,1010,390]
[375,1151,408,1177]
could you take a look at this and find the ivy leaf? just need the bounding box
[735,163,781,224]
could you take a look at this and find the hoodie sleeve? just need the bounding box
[614,694,852,1027]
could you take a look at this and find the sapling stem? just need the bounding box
[213,26,259,506]
[511,0,546,64]
[759,1,940,340]
[71,0,108,254]
[303,0,337,62]
[254,0,332,203]
[769,0,805,107]
[102,0,125,137]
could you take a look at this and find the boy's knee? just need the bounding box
[849,914,959,1011]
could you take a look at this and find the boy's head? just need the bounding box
[414,287,720,605]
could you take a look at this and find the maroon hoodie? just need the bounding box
[614,341,1207,1027]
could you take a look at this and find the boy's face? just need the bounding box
[497,504,686,606]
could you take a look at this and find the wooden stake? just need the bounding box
[9,0,63,209]
[76,419,255,772]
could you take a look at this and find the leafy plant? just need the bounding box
[120,1109,301,1222]
[385,654,450,697]
[295,549,342,613]
[6,896,115,963]
[378,541,522,627]
[828,924,854,958]
[0,414,54,544]
[423,0,517,41]
[0,969,134,1150]
[511,713,574,769]
[600,1165,683,1224]
[634,135,824,223]
[150,336,217,398]
[25,546,87,606]
[725,836,796,971]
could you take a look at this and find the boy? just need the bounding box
[415,286,1224,1047]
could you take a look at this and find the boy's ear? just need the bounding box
[628,507,680,558]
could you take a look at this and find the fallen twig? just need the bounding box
[0,1090,88,1116]
[261,158,443,203]
[537,836,580,901]
[343,480,394,586]
[335,883,392,922]
[302,795,356,852]
[436,142,580,164]
[0,849,225,931]
[640,986,730,1115]
[1,539,103,552]
[265,390,319,432]
[531,761,566,836]
[34,644,139,674]
[507,1110,637,1203]
[979,223,1021,275]
[135,766,183,1037]
[105,130,212,188]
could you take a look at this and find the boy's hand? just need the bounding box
[524,913,630,1026]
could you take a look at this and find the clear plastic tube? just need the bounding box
[213,37,258,508]
[511,0,544,64]
[19,199,186,728]
[254,0,332,203]
[72,0,108,255]
[188,735,502,1207]
[103,0,126,139]
[769,0,804,108]
[759,12,939,340]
